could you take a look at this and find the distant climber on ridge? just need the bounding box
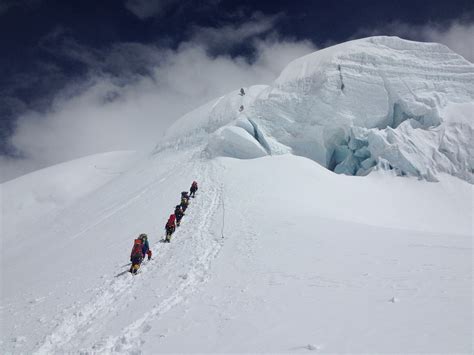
[239,88,245,96]
[239,105,244,112]
[190,181,198,198]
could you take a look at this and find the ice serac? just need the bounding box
[250,36,474,182]
[163,36,474,182]
[206,125,268,159]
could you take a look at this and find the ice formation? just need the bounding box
[164,36,474,182]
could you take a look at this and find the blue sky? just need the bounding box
[1,0,473,181]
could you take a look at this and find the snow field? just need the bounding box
[139,155,472,353]
[88,162,224,353]
[1,35,473,353]
[1,150,471,353]
[2,147,224,353]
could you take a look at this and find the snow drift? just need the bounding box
[165,36,474,182]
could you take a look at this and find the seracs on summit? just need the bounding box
[166,36,474,182]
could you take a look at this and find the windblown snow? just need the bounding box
[1,36,473,353]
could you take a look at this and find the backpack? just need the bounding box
[131,239,143,258]
[141,239,149,255]
[166,214,176,228]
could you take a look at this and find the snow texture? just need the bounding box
[1,151,471,353]
[164,36,474,183]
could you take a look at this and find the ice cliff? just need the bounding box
[164,36,474,182]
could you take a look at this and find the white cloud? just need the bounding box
[355,20,474,62]
[190,13,281,51]
[1,19,316,182]
[421,22,474,62]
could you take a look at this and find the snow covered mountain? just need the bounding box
[1,36,472,353]
[167,36,474,182]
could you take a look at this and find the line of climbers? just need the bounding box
[129,180,199,274]
[239,88,245,112]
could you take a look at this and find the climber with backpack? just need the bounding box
[130,235,145,274]
[189,181,198,198]
[180,191,190,212]
[139,233,152,260]
[165,214,176,242]
[175,205,184,226]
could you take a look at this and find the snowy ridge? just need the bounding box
[34,155,224,354]
[93,165,223,353]
[164,85,268,141]
[162,36,474,182]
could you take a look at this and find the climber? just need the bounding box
[180,192,190,212]
[239,88,245,96]
[175,204,184,226]
[190,181,198,198]
[165,214,176,242]
[239,105,244,112]
[139,233,152,260]
[129,237,144,274]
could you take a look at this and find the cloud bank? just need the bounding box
[3,13,473,182]
[356,20,474,62]
[422,22,474,62]
[1,17,315,182]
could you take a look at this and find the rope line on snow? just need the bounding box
[221,195,225,239]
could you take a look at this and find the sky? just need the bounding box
[1,0,473,182]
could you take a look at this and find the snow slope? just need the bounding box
[1,36,473,353]
[141,155,472,353]
[1,146,472,353]
[2,151,138,235]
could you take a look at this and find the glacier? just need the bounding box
[164,36,474,182]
